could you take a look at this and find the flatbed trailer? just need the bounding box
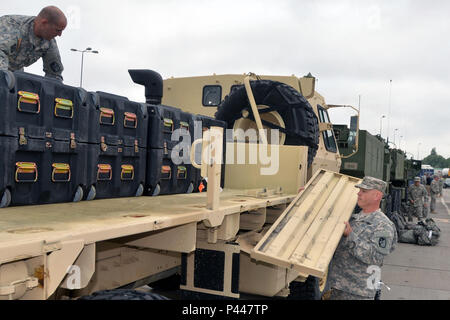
[0,72,361,300]
[0,188,295,300]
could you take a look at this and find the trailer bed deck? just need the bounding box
[0,190,295,264]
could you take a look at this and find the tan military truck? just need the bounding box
[0,71,360,300]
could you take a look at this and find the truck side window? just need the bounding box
[318,105,337,153]
[202,85,222,107]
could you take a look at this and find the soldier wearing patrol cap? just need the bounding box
[430,175,441,213]
[326,176,397,300]
[0,6,67,81]
[408,177,429,221]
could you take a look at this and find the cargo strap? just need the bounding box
[15,162,38,183]
[124,112,137,128]
[161,165,172,180]
[70,133,77,149]
[52,163,71,182]
[54,98,74,119]
[100,136,108,152]
[121,164,134,181]
[19,127,27,145]
[97,164,112,181]
[99,107,115,125]
[17,91,40,114]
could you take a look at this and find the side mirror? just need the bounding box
[348,116,358,149]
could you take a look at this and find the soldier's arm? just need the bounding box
[423,187,429,202]
[42,40,64,81]
[407,188,414,203]
[345,225,395,265]
[0,31,16,71]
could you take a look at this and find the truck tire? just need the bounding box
[215,80,319,166]
[287,275,329,300]
[78,289,169,300]
[149,274,181,290]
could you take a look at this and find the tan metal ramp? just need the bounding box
[251,170,361,278]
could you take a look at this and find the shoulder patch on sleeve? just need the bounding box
[373,231,393,255]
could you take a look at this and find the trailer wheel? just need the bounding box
[78,289,169,300]
[72,186,84,202]
[86,185,96,201]
[0,189,11,208]
[215,80,319,166]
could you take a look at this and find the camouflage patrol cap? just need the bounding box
[414,177,421,182]
[355,176,387,194]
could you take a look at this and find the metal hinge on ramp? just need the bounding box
[251,169,361,278]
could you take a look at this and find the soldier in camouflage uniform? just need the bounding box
[408,177,429,221]
[439,176,444,196]
[0,6,67,81]
[430,175,441,213]
[327,177,397,300]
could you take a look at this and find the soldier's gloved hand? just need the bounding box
[343,221,352,237]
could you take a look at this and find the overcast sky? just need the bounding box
[3,0,450,160]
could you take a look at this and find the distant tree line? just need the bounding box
[422,148,450,168]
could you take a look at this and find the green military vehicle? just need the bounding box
[334,126,421,216]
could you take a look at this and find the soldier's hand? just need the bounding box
[424,203,428,207]
[343,222,352,237]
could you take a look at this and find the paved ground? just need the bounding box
[381,188,450,300]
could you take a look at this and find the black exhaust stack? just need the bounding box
[128,69,163,105]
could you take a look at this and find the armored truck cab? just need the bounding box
[162,73,343,181]
[334,126,384,180]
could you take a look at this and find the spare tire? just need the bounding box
[215,80,319,166]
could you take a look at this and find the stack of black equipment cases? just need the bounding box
[0,71,89,208]
[146,104,197,196]
[86,91,148,200]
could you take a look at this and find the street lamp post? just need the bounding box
[380,115,386,137]
[417,142,422,160]
[70,47,99,87]
[399,135,403,150]
[393,128,399,148]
